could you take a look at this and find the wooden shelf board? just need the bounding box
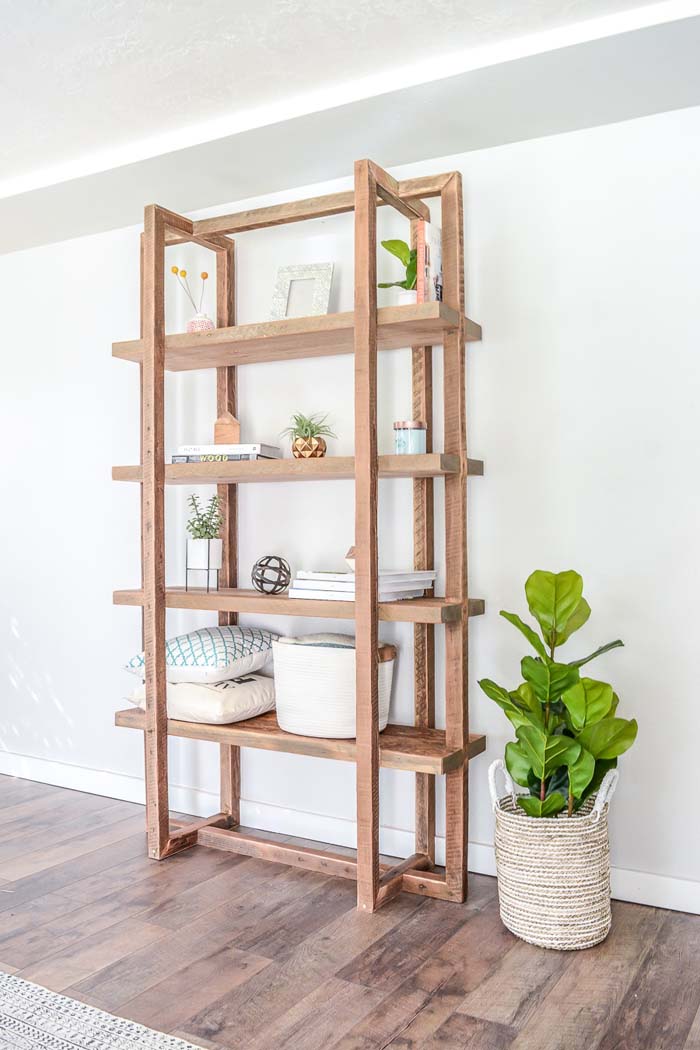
[112,302,482,371]
[114,707,486,775]
[113,453,485,485]
[113,587,484,623]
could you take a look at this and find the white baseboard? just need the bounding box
[1,750,697,915]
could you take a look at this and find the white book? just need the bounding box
[291,578,430,594]
[178,443,281,457]
[296,570,436,584]
[288,587,425,602]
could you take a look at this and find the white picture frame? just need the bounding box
[270,263,334,320]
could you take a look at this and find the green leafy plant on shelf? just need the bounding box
[377,239,417,290]
[186,494,224,540]
[479,570,638,818]
[280,412,337,441]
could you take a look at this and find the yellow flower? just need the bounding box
[171,265,179,274]
[179,269,187,277]
[201,271,208,280]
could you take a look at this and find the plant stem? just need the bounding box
[568,791,574,817]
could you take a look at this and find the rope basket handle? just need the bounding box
[488,759,517,810]
[591,768,619,821]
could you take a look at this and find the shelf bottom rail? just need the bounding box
[166,819,462,903]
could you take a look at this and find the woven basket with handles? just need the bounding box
[488,759,618,951]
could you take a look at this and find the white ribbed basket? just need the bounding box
[273,641,395,738]
[488,759,619,951]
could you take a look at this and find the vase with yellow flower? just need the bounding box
[171,267,214,333]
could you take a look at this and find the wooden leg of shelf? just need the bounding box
[142,204,170,861]
[219,743,240,826]
[441,173,470,902]
[215,240,241,830]
[354,158,380,913]
[412,330,436,864]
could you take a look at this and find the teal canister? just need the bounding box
[393,420,427,455]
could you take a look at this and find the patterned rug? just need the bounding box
[0,973,202,1049]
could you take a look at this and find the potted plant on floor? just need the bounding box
[185,494,224,590]
[378,239,417,305]
[480,569,637,950]
[282,412,336,459]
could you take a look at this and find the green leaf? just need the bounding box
[577,717,638,760]
[380,239,411,266]
[517,793,566,817]
[500,611,548,659]
[521,657,580,705]
[569,639,624,668]
[609,692,620,716]
[561,678,614,732]
[478,679,542,731]
[516,725,581,780]
[525,570,584,646]
[510,682,544,727]
[567,746,595,799]
[505,740,532,787]
[378,281,408,289]
[555,597,591,646]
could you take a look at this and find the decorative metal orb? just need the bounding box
[251,555,291,595]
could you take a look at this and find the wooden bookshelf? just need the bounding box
[113,302,482,371]
[113,587,484,623]
[112,452,484,485]
[115,708,486,775]
[113,160,485,911]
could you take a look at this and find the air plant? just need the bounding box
[171,266,209,314]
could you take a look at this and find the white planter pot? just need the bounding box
[397,288,417,307]
[187,538,223,570]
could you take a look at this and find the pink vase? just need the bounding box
[186,313,215,334]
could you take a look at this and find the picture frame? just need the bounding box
[270,263,334,320]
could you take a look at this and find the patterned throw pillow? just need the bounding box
[125,625,277,684]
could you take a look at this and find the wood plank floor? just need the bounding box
[0,775,698,1049]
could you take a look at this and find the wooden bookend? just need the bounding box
[215,412,241,444]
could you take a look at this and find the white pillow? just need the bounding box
[128,674,275,724]
[125,625,277,684]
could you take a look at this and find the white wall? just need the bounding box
[1,104,698,913]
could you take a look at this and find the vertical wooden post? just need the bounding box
[354,160,380,912]
[216,239,240,826]
[441,174,470,901]
[142,206,169,859]
[411,224,436,865]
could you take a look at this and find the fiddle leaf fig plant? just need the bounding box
[479,570,637,817]
[377,239,417,290]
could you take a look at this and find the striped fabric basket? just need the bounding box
[273,637,396,738]
[488,759,619,951]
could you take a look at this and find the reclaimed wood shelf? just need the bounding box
[113,452,484,485]
[114,162,485,910]
[113,302,482,371]
[114,587,484,623]
[115,708,486,775]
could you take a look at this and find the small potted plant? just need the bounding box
[171,266,214,332]
[480,569,637,950]
[282,412,336,459]
[378,239,416,305]
[185,494,224,589]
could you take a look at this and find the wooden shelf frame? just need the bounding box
[116,160,484,911]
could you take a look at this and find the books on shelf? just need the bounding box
[172,442,281,464]
[289,569,437,603]
[178,443,281,457]
[416,221,443,303]
[288,587,426,602]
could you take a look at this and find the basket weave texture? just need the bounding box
[490,761,616,951]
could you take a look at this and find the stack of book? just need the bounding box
[172,443,281,463]
[289,569,437,602]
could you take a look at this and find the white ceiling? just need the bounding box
[2,1,700,253]
[0,0,666,185]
